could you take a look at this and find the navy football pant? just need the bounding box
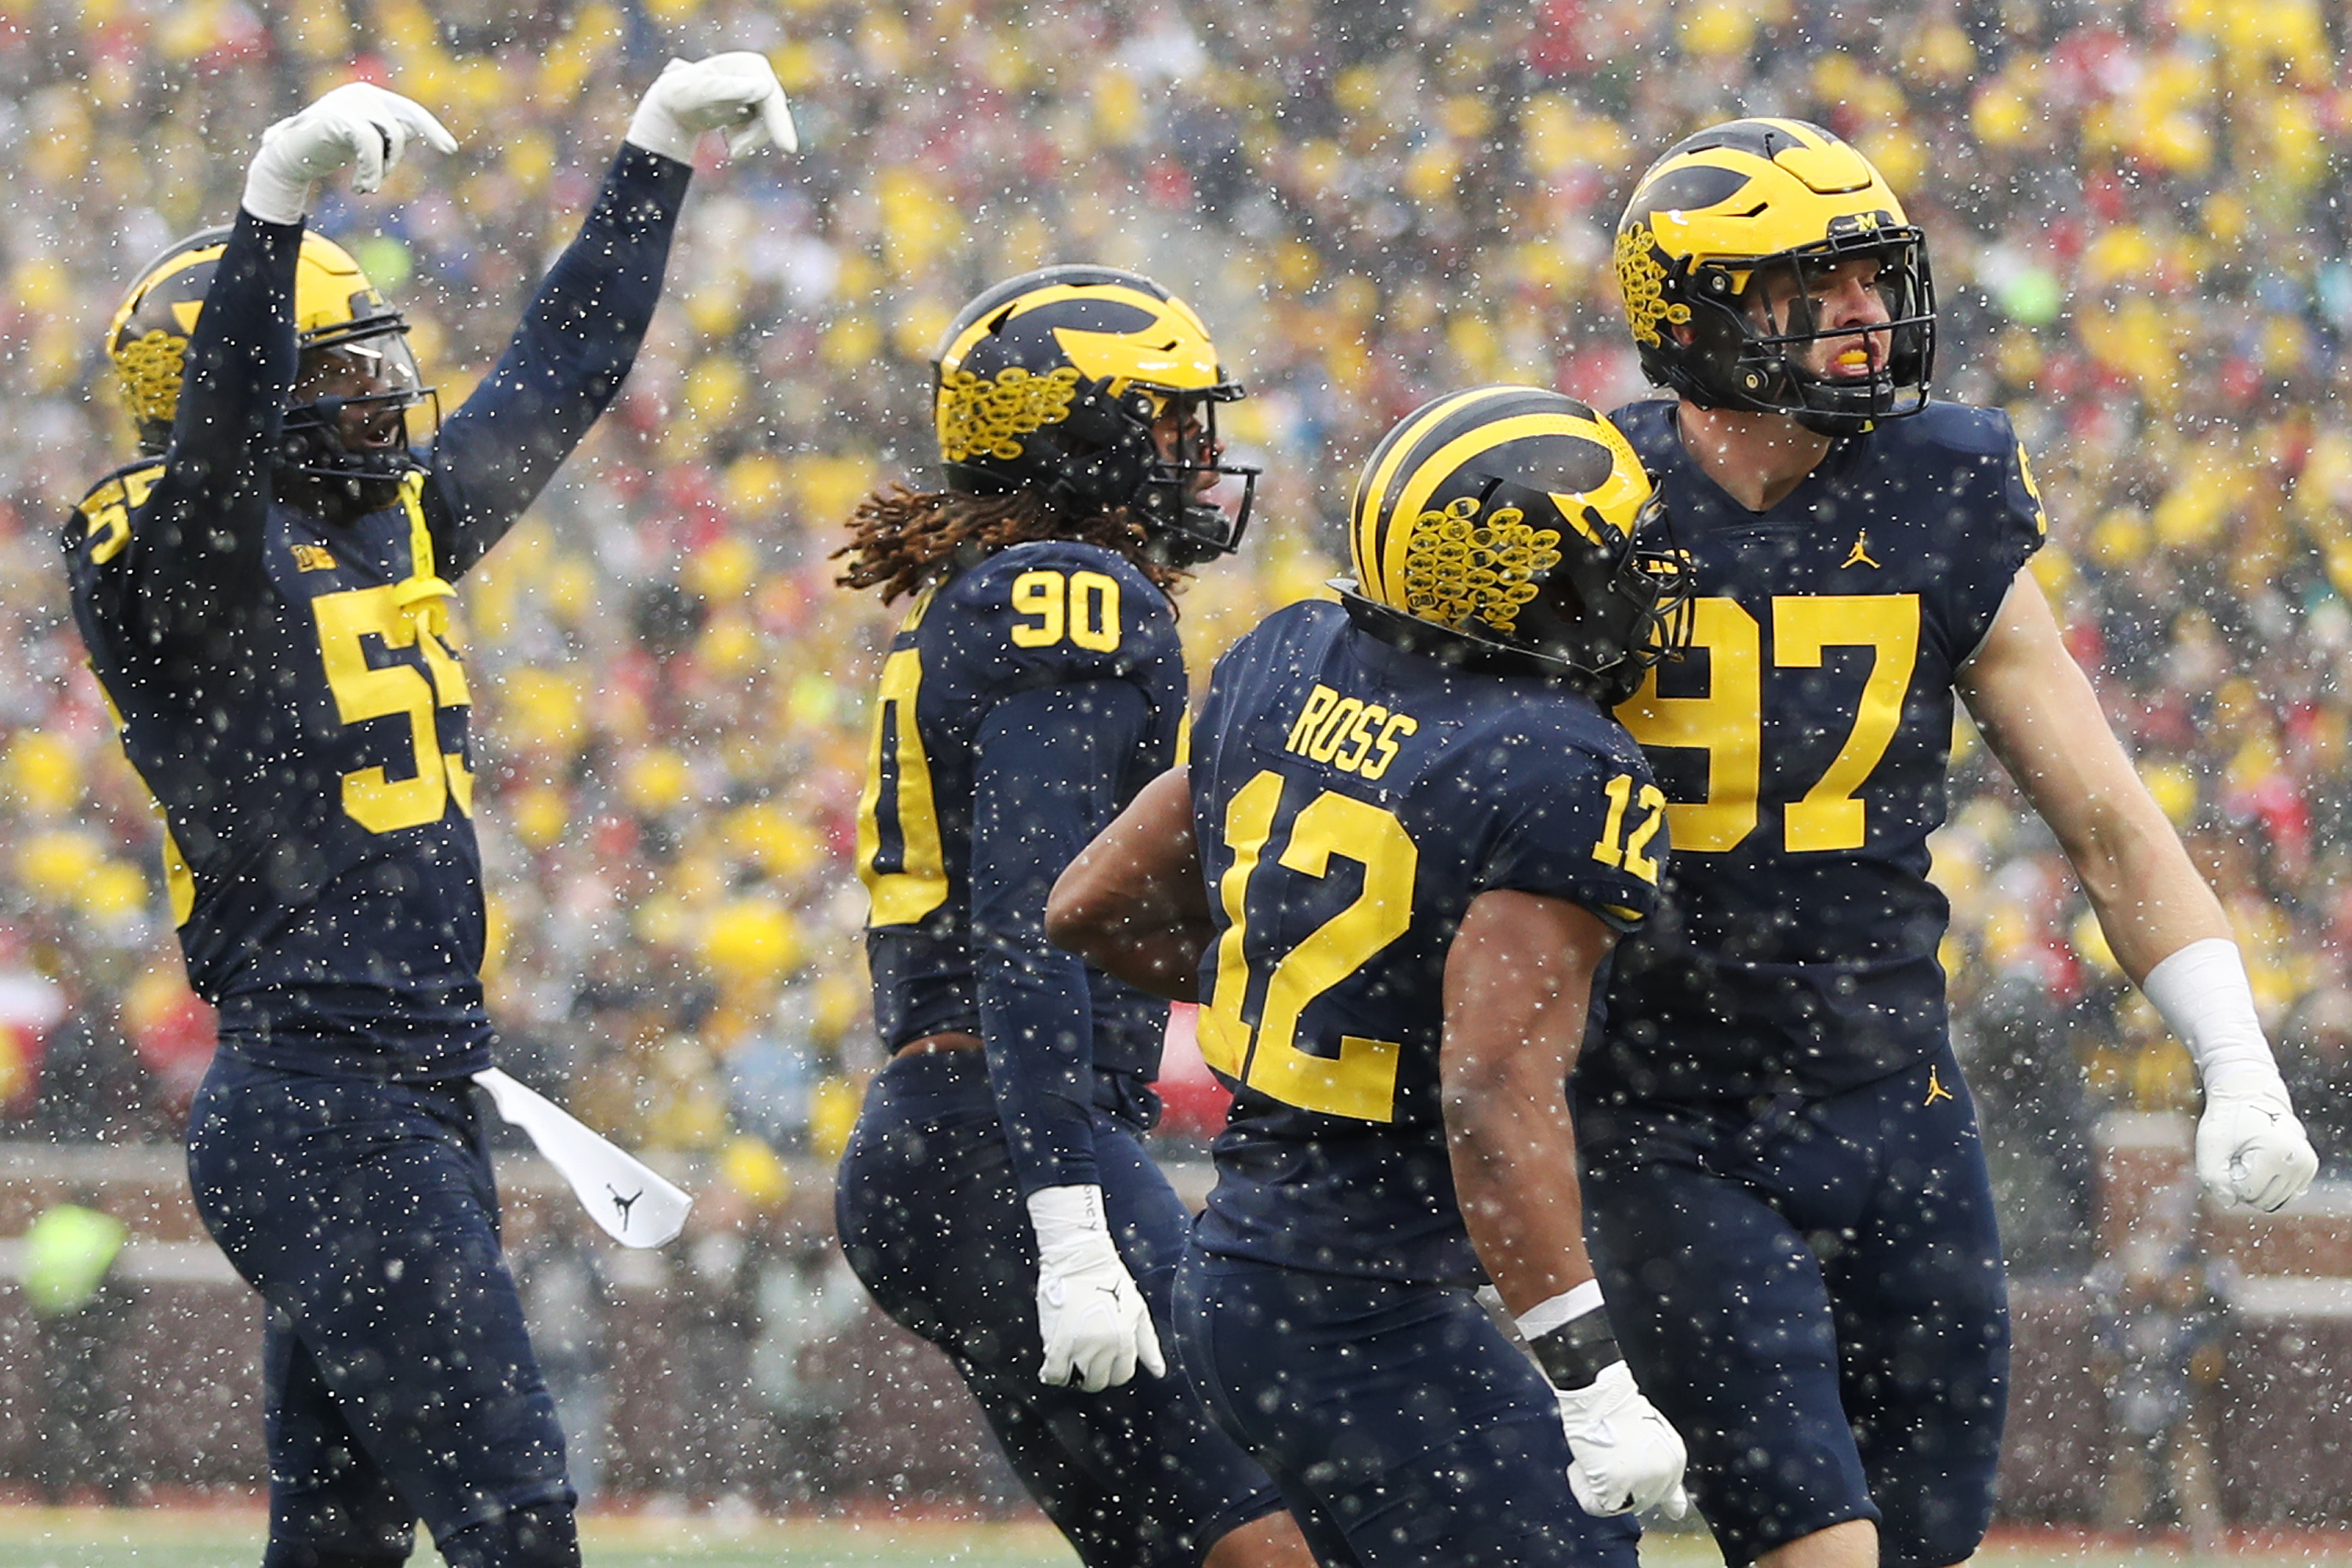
[188,1058,575,1568]
[1173,1250,1643,1568]
[835,1050,1285,1568]
[1577,1043,2009,1568]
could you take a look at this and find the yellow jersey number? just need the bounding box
[1011,568,1123,652]
[855,590,949,926]
[313,585,474,833]
[1617,593,1920,854]
[1196,772,1415,1123]
[75,463,164,565]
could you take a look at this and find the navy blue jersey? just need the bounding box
[1186,600,1664,1286]
[1590,397,2047,1102]
[64,150,688,1080]
[855,538,1189,1191]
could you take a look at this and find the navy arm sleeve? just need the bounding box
[114,210,300,651]
[424,144,691,579]
[969,679,1155,1197]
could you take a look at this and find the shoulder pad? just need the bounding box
[73,459,169,515]
[1605,396,1679,454]
[67,459,169,564]
[1889,400,2015,459]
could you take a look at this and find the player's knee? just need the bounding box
[1754,1518,1879,1568]
[1202,1508,1317,1568]
[435,1501,580,1568]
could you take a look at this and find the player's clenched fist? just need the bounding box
[2197,1076,2318,1213]
[1552,1361,1691,1519]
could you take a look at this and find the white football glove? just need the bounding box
[1025,1184,1165,1392]
[1553,1360,1691,1519]
[2142,941,2320,1214]
[626,53,798,163]
[243,82,458,225]
[2197,1072,2318,1213]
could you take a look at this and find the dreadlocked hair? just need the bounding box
[833,485,1188,606]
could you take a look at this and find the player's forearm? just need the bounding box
[144,212,300,608]
[974,931,1102,1193]
[970,685,1154,1190]
[2020,746,2233,982]
[1046,765,1206,999]
[1977,727,2219,972]
[971,762,1105,1195]
[1445,1067,1595,1316]
[2076,811,2234,985]
[426,146,688,572]
[1441,890,1606,1316]
[1044,891,1210,1002]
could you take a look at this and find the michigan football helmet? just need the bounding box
[1338,384,1692,703]
[932,265,1258,564]
[108,227,431,512]
[1616,118,1936,434]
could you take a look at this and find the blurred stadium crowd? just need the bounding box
[4,0,2352,1260]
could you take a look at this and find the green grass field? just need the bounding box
[8,1508,2352,1568]
[2,1508,1083,1568]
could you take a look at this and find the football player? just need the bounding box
[65,60,795,1568]
[830,267,1312,1568]
[1047,385,1695,1566]
[1584,117,2321,1568]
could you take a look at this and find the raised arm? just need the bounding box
[122,215,299,642]
[121,87,454,642]
[1958,566,2318,1211]
[425,53,794,576]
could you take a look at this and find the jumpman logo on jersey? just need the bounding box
[608,1186,641,1229]
[1923,1069,1954,1106]
[1841,532,1881,568]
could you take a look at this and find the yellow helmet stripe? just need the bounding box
[1352,385,1502,604]
[108,239,229,346]
[1637,120,1907,285]
[1548,414,1651,543]
[937,281,1223,393]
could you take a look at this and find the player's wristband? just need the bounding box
[1519,1280,1621,1391]
[2142,938,2281,1094]
[1529,1313,1621,1391]
[241,163,316,227]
